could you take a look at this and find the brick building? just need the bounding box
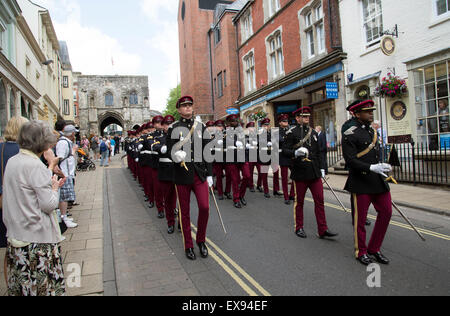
[178,0,346,145]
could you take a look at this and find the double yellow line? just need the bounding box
[307,197,450,241]
[190,225,271,296]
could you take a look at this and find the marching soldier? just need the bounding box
[225,114,251,208]
[342,100,392,266]
[138,123,156,209]
[277,114,296,205]
[257,118,274,198]
[153,115,178,234]
[282,106,338,239]
[245,122,259,193]
[212,120,231,200]
[167,96,214,261]
[149,116,165,218]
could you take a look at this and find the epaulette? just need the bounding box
[286,127,295,135]
[344,126,357,136]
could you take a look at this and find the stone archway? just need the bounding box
[98,111,124,136]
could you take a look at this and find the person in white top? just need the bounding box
[55,125,78,228]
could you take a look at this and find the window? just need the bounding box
[105,92,114,106]
[301,2,325,61]
[269,0,281,17]
[413,60,450,150]
[362,0,383,44]
[63,76,69,88]
[268,32,284,80]
[217,72,223,98]
[130,92,138,105]
[243,52,256,93]
[436,0,450,15]
[214,26,221,44]
[64,99,70,115]
[242,11,253,42]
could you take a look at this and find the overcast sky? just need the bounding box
[33,0,180,113]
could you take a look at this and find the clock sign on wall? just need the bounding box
[390,101,407,121]
[381,36,396,56]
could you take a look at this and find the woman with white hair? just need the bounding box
[2,120,66,296]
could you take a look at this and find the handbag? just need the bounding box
[0,143,5,209]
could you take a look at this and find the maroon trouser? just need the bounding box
[150,168,163,212]
[258,164,270,194]
[248,162,257,188]
[142,166,154,202]
[176,174,210,250]
[160,181,176,227]
[280,166,295,200]
[293,178,328,235]
[213,163,230,197]
[226,163,251,202]
[352,192,392,258]
[272,167,280,192]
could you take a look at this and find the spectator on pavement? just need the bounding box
[1,116,29,252]
[99,137,109,167]
[56,125,79,229]
[91,135,100,161]
[2,120,66,296]
[110,137,116,157]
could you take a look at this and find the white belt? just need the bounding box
[141,150,158,155]
[159,158,172,163]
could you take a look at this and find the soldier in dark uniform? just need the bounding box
[277,114,295,205]
[282,106,338,239]
[212,120,230,200]
[245,122,259,193]
[257,118,274,198]
[153,115,177,233]
[167,96,214,261]
[148,116,165,218]
[138,122,156,209]
[224,114,251,208]
[342,100,392,266]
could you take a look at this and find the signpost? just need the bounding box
[326,82,339,99]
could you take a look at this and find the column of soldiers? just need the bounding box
[123,96,393,266]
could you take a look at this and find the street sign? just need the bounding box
[326,82,339,99]
[226,108,239,115]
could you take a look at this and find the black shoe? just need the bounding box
[273,191,283,197]
[319,230,338,239]
[158,211,165,219]
[369,252,389,265]
[197,242,208,258]
[185,248,196,260]
[144,197,149,202]
[289,196,295,201]
[295,229,307,238]
[148,202,154,209]
[249,187,255,193]
[234,202,242,209]
[240,198,247,206]
[284,200,291,205]
[365,219,371,226]
[225,193,232,200]
[357,254,374,266]
[264,193,271,198]
[218,196,224,200]
[257,186,263,193]
[167,226,175,234]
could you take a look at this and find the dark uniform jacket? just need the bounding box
[224,127,246,164]
[342,120,390,195]
[167,117,213,185]
[139,133,153,167]
[279,127,293,167]
[149,130,164,169]
[282,124,323,181]
[257,129,273,166]
[152,131,174,183]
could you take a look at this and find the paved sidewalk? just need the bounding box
[61,164,104,296]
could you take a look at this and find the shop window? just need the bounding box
[413,60,450,150]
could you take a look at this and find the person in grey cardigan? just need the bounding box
[2,120,66,296]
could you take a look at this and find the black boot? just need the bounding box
[185,248,196,260]
[197,242,208,258]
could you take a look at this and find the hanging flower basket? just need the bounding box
[374,73,408,98]
[249,110,267,122]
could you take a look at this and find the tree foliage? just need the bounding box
[163,84,181,120]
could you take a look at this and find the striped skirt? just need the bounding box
[6,242,66,296]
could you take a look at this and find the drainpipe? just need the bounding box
[208,28,215,118]
[328,0,342,50]
[234,19,242,105]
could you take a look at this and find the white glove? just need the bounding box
[160,145,167,154]
[195,116,202,123]
[235,141,243,148]
[246,143,251,149]
[321,169,326,178]
[138,144,143,150]
[207,176,214,188]
[370,163,391,178]
[267,142,272,147]
[295,147,309,158]
[135,158,139,162]
[173,151,187,163]
[217,139,223,146]
[252,141,258,146]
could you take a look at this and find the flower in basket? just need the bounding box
[250,111,268,122]
[375,73,408,98]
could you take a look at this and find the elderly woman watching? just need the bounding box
[2,120,66,296]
